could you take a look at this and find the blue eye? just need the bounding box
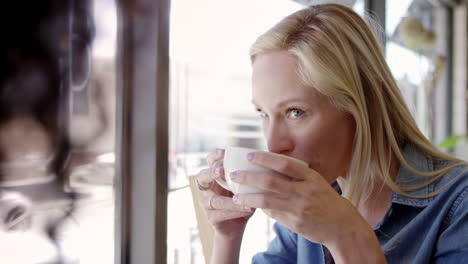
[256,108,268,118]
[287,108,304,119]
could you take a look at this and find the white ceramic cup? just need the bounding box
[215,146,308,194]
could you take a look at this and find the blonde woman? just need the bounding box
[196,4,468,263]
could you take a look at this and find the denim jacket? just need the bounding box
[252,144,468,263]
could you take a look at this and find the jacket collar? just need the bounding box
[390,143,436,208]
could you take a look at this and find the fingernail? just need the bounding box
[232,195,239,203]
[230,171,238,179]
[243,206,252,211]
[247,152,254,161]
[216,148,224,156]
[215,167,222,176]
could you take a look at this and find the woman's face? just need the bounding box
[251,51,355,183]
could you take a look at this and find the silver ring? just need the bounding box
[196,178,210,191]
[209,196,215,210]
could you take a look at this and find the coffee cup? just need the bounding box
[215,146,307,194]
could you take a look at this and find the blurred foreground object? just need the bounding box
[0,191,32,231]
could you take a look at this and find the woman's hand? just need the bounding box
[229,152,386,263]
[196,149,255,239]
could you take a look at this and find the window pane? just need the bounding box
[168,1,303,263]
[0,1,117,262]
[66,1,117,262]
[353,0,365,16]
[385,0,446,142]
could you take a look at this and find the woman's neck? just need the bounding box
[337,155,400,227]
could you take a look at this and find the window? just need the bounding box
[0,1,117,262]
[167,2,374,263]
[168,1,310,263]
[384,0,460,149]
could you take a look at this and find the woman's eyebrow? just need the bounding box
[277,98,305,107]
[251,98,309,109]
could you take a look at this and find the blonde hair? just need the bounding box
[249,4,466,206]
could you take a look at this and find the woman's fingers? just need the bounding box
[201,195,254,224]
[197,167,224,188]
[198,149,225,190]
[229,170,293,194]
[248,152,314,181]
[206,148,224,167]
[232,192,290,211]
[201,195,253,212]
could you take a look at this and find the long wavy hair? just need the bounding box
[249,4,466,206]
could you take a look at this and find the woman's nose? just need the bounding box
[265,121,294,155]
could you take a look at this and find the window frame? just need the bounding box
[114,0,171,263]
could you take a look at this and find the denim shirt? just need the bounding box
[252,144,468,263]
